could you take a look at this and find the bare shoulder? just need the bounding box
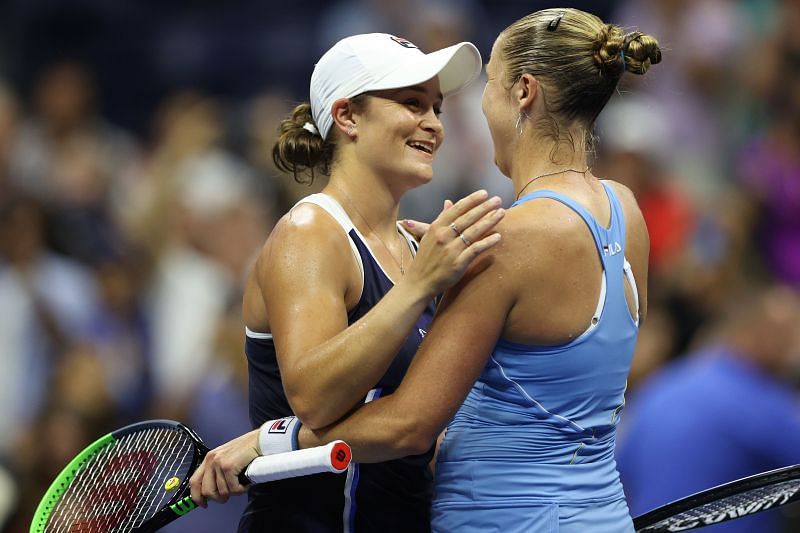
[254,201,355,280]
[479,199,593,292]
[501,195,595,251]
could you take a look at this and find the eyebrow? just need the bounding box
[398,85,444,103]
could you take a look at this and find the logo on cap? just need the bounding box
[390,36,418,49]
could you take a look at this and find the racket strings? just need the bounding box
[46,427,196,532]
[124,429,193,531]
[642,478,800,532]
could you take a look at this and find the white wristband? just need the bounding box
[258,416,302,455]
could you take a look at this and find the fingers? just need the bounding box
[448,195,503,237]
[455,206,505,252]
[435,190,491,226]
[189,453,250,507]
[189,461,209,508]
[401,219,429,240]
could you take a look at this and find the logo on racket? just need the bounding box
[170,496,197,516]
[666,484,800,531]
[330,442,352,472]
[69,450,158,531]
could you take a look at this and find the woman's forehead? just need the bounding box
[372,80,443,101]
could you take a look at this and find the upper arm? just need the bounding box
[257,206,357,400]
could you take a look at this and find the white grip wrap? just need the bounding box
[258,416,302,455]
[244,440,352,484]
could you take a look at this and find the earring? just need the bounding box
[347,125,356,137]
[515,112,530,135]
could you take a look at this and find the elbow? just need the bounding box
[283,378,338,429]
[389,416,439,457]
[288,396,331,430]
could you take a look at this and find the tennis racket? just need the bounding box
[30,419,352,532]
[633,463,800,532]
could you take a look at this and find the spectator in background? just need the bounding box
[736,0,800,290]
[0,82,19,198]
[0,196,101,456]
[611,0,749,202]
[8,60,140,263]
[616,284,800,533]
[399,0,513,222]
[120,89,266,417]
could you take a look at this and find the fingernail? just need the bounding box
[403,219,414,227]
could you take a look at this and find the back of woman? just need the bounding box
[431,8,660,532]
[435,179,649,532]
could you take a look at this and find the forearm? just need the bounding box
[296,396,436,462]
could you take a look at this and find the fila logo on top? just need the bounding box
[390,36,418,49]
[603,242,622,256]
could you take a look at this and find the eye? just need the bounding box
[404,98,421,109]
[433,105,443,117]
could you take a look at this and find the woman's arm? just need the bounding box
[189,193,505,505]
[297,240,515,461]
[268,190,505,429]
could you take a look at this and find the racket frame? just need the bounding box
[30,419,207,533]
[633,463,800,532]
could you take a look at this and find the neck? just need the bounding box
[509,137,589,198]
[326,167,401,238]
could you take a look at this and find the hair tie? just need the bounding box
[620,50,627,72]
[302,122,319,136]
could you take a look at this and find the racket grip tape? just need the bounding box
[238,440,352,485]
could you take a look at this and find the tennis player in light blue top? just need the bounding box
[215,8,661,532]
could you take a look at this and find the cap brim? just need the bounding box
[367,42,482,97]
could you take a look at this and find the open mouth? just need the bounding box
[407,140,434,155]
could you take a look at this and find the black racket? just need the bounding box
[633,463,800,532]
[30,419,352,532]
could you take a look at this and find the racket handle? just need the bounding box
[238,440,352,485]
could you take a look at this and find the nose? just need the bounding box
[420,108,444,137]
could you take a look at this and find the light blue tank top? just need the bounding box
[432,183,638,532]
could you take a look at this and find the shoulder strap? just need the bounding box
[295,193,364,279]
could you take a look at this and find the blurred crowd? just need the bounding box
[0,0,799,531]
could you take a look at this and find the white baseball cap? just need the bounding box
[310,33,482,140]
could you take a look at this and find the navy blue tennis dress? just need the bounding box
[241,193,436,533]
[432,184,640,532]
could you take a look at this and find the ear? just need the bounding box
[331,98,357,137]
[514,73,538,114]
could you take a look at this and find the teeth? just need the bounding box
[409,142,433,154]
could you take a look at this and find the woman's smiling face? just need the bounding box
[352,76,445,187]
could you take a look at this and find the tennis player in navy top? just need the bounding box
[189,32,505,532]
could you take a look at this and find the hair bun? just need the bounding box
[595,25,626,76]
[272,102,331,183]
[621,31,662,75]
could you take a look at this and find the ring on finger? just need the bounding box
[450,222,461,236]
[459,233,471,246]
